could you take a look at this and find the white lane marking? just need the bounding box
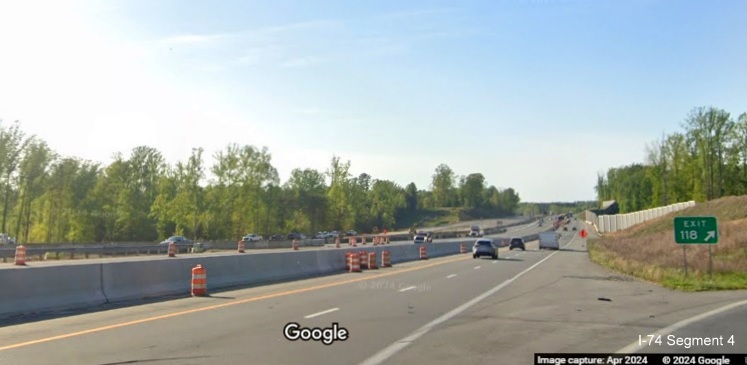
[492,260,499,263]
[358,247,564,365]
[447,274,457,279]
[473,266,481,269]
[304,308,339,319]
[616,299,747,353]
[399,286,416,292]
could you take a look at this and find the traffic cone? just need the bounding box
[359,250,368,269]
[368,252,378,269]
[419,245,428,260]
[168,242,176,257]
[191,264,207,296]
[349,253,361,273]
[382,250,392,267]
[14,245,26,266]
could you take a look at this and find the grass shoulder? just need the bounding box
[586,196,747,291]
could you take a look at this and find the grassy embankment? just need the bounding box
[588,195,747,291]
[394,207,513,231]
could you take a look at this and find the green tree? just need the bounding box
[431,164,456,207]
[460,173,486,208]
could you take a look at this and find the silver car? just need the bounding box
[472,239,498,259]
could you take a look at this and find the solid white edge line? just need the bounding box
[615,299,747,353]
[358,237,572,365]
[446,274,457,278]
[303,307,339,319]
[398,286,416,292]
[473,266,481,269]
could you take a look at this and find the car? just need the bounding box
[509,237,525,251]
[473,239,498,259]
[269,234,284,241]
[346,230,357,236]
[287,233,306,240]
[242,234,263,242]
[468,225,482,237]
[413,231,432,244]
[159,236,193,246]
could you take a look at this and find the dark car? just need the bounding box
[287,233,306,240]
[159,236,193,246]
[509,237,525,251]
[269,234,284,241]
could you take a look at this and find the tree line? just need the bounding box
[0,120,522,243]
[595,106,747,213]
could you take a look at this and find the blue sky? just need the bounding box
[0,0,745,202]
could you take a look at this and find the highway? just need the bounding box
[0,219,544,268]
[1,219,745,364]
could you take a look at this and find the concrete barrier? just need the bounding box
[2,230,542,318]
[0,264,107,317]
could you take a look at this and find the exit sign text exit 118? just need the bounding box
[673,216,718,244]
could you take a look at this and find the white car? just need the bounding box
[242,234,263,242]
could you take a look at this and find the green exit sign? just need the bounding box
[674,216,718,244]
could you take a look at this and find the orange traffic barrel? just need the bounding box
[360,236,366,245]
[349,253,361,272]
[191,264,207,296]
[382,250,392,267]
[168,242,177,257]
[14,245,26,266]
[368,252,378,269]
[460,243,466,254]
[238,240,245,253]
[419,245,428,260]
[386,236,390,244]
[359,250,368,269]
[345,252,351,270]
[292,239,299,250]
[335,237,340,248]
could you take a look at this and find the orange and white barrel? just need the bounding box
[360,236,366,245]
[292,239,299,250]
[419,245,428,260]
[168,242,177,257]
[381,250,392,267]
[368,252,378,269]
[460,243,466,254]
[238,240,245,253]
[14,245,26,266]
[191,264,207,296]
[349,253,361,272]
[335,237,340,248]
[386,236,390,244]
[359,251,368,269]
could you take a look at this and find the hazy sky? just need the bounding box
[0,0,745,202]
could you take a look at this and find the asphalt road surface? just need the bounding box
[1,220,745,364]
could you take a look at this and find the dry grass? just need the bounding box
[589,196,747,291]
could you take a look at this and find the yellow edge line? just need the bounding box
[0,254,471,352]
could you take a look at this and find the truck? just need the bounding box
[468,225,482,237]
[538,232,560,250]
[0,233,15,245]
